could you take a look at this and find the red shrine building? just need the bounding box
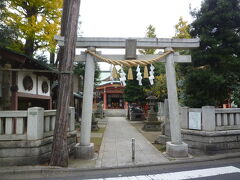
[95,81,127,110]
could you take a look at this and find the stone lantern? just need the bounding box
[146,96,158,121]
[143,95,161,131]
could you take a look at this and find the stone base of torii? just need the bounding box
[56,36,199,159]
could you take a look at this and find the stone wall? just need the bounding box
[104,109,127,117]
[0,133,76,166]
[182,129,240,155]
[0,107,76,166]
[180,106,240,155]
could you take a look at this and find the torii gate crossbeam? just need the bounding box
[55,36,199,49]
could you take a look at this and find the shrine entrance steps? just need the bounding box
[104,109,127,117]
[96,117,169,168]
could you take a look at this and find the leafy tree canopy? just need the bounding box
[174,16,191,39]
[139,24,157,55]
[183,0,240,107]
[0,0,63,57]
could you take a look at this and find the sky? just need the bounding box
[78,0,203,70]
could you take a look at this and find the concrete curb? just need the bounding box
[1,152,240,178]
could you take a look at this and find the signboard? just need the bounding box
[189,112,201,130]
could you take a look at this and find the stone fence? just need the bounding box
[157,102,240,155]
[180,106,240,155]
[0,107,76,166]
[180,106,240,131]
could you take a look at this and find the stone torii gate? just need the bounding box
[56,36,199,159]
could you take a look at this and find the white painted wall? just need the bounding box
[17,72,51,96]
[18,72,37,94]
[37,76,50,96]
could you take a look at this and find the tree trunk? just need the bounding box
[49,0,80,167]
[24,38,34,57]
[24,8,38,57]
[50,52,55,65]
[55,0,69,68]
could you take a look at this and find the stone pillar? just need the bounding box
[165,48,188,157]
[69,107,75,131]
[180,106,189,129]
[75,47,95,159]
[103,87,107,110]
[125,39,137,59]
[164,99,170,137]
[27,107,44,140]
[157,102,164,118]
[202,106,215,131]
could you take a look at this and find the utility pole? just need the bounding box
[50,0,81,167]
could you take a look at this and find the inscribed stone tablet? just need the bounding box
[189,112,201,130]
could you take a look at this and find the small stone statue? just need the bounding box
[95,101,104,119]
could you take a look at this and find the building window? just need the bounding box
[23,75,33,91]
[42,81,49,94]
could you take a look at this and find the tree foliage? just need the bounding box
[139,25,167,101]
[148,74,167,101]
[0,1,22,50]
[0,0,63,57]
[144,20,192,102]
[123,67,149,104]
[184,67,228,107]
[183,0,240,107]
[174,16,191,39]
[139,24,157,55]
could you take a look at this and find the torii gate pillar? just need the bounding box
[75,47,95,159]
[165,48,188,157]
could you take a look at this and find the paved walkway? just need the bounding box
[96,117,169,168]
